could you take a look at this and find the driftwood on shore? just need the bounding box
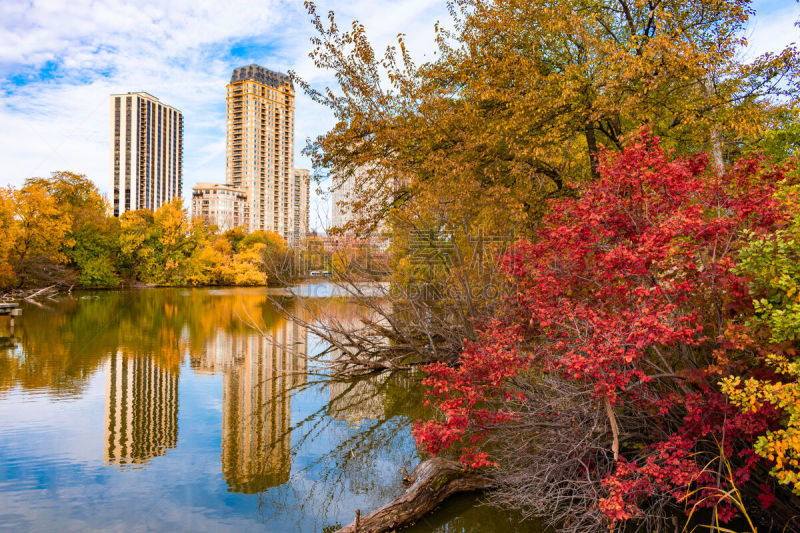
[334,457,492,533]
[1,285,59,303]
[23,285,58,301]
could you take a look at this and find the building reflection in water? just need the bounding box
[310,301,389,427]
[104,351,179,466]
[328,370,388,427]
[193,319,308,493]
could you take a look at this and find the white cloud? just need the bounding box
[0,0,447,232]
[745,0,800,61]
[3,0,793,232]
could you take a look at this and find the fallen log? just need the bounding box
[23,285,57,301]
[334,457,492,533]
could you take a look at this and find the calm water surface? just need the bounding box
[0,286,535,532]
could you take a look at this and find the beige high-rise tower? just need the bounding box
[110,92,183,216]
[294,168,310,242]
[226,65,308,243]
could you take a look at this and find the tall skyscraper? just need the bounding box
[331,170,357,231]
[330,165,395,236]
[226,65,308,243]
[110,92,183,216]
[294,168,310,241]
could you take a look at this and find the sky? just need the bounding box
[0,0,798,232]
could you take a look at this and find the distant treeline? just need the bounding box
[0,172,309,290]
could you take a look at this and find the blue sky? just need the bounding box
[0,0,797,231]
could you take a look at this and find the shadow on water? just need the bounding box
[0,286,541,532]
[406,493,542,533]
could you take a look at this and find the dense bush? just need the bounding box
[414,133,800,531]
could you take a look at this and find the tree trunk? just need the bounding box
[702,74,724,176]
[585,124,600,180]
[709,124,724,176]
[334,457,492,533]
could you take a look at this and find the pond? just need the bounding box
[0,286,537,532]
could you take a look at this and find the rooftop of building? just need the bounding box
[110,91,182,112]
[229,64,293,89]
[193,182,246,191]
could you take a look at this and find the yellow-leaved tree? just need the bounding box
[297,0,799,237]
[0,188,18,288]
[118,199,205,285]
[8,182,72,287]
[26,171,120,287]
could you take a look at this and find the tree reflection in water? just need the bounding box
[0,286,535,532]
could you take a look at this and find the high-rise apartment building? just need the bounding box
[331,171,357,231]
[294,168,310,242]
[331,166,394,238]
[191,182,248,232]
[226,65,307,243]
[110,92,183,216]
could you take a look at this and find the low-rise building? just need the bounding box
[191,182,248,232]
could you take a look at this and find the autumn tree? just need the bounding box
[118,199,204,285]
[0,188,18,288]
[117,208,156,282]
[297,0,799,237]
[239,230,288,254]
[184,232,271,287]
[1,175,296,289]
[240,230,295,283]
[759,106,800,163]
[154,198,200,284]
[5,181,72,287]
[292,0,800,370]
[0,172,121,288]
[26,171,120,286]
[413,133,798,531]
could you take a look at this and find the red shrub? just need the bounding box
[414,130,792,525]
